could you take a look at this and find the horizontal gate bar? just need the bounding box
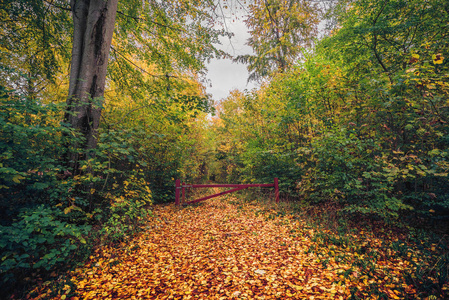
[183,186,248,205]
[182,183,275,188]
[176,178,279,205]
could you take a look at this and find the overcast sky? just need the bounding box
[203,3,329,101]
[204,14,258,101]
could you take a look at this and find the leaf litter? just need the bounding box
[28,195,447,299]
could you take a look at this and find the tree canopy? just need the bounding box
[235,0,320,81]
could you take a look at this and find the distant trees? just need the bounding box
[235,0,320,81]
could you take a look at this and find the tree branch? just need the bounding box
[110,46,179,80]
[116,10,185,33]
[371,0,392,83]
[43,0,71,11]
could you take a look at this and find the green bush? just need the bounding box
[0,206,91,283]
[96,127,180,204]
[0,88,155,289]
[299,127,412,217]
[240,144,302,196]
[100,174,152,241]
[0,88,78,222]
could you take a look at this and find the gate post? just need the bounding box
[175,179,181,206]
[274,177,279,203]
[182,182,186,204]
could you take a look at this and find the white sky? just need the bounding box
[205,14,258,101]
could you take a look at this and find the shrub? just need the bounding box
[298,127,412,217]
[0,206,91,284]
[100,174,152,241]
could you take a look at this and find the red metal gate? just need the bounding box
[175,178,279,206]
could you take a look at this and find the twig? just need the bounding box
[116,10,185,33]
[110,46,179,80]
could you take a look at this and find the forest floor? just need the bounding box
[28,192,447,300]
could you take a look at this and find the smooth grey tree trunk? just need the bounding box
[65,0,118,172]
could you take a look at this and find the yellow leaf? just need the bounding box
[12,174,25,183]
[64,205,82,214]
[390,292,400,299]
[433,53,444,64]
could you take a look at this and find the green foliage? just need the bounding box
[298,127,411,217]
[100,175,152,242]
[0,90,82,288]
[0,0,72,92]
[211,0,449,219]
[0,205,91,282]
[0,88,155,288]
[100,94,212,202]
[0,86,77,220]
[240,146,301,195]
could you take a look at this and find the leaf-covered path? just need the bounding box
[37,196,428,299]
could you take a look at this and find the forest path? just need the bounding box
[39,195,418,299]
[63,196,345,299]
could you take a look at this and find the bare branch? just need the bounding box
[116,10,185,33]
[110,46,179,80]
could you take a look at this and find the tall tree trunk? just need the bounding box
[65,0,118,173]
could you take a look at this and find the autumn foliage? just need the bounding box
[1,0,449,299]
[24,196,448,299]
